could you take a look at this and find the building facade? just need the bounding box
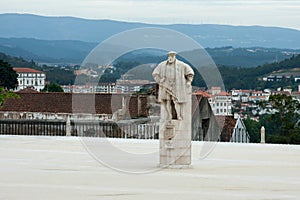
[210,91,233,116]
[13,68,46,92]
[62,83,116,93]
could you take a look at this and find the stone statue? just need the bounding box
[152,51,194,120]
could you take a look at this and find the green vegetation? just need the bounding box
[41,83,64,92]
[219,54,300,90]
[244,94,300,144]
[1,50,300,90]
[0,60,18,90]
[0,52,39,69]
[43,66,76,85]
[243,118,261,143]
[0,87,19,108]
[99,61,141,83]
[206,47,297,68]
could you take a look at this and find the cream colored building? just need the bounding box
[13,68,46,91]
[209,91,233,116]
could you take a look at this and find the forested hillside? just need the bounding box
[1,51,299,90]
[219,54,300,90]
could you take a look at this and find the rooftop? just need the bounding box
[13,67,43,73]
[0,92,148,117]
[216,91,231,96]
[193,90,211,98]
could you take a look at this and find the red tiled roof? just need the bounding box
[13,68,43,73]
[215,116,236,142]
[216,91,231,96]
[193,90,212,98]
[18,88,39,93]
[241,90,252,93]
[0,93,147,117]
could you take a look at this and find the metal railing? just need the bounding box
[0,119,159,139]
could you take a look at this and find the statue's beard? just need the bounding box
[167,59,175,64]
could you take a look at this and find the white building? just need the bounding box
[13,68,46,92]
[115,79,154,94]
[248,91,270,103]
[230,89,252,102]
[210,91,233,116]
[61,83,116,93]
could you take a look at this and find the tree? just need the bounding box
[41,83,64,92]
[0,87,19,108]
[0,60,18,90]
[243,118,261,143]
[260,94,300,144]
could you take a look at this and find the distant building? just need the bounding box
[248,91,269,103]
[210,91,232,116]
[13,68,46,92]
[74,69,98,78]
[292,91,300,101]
[263,74,300,82]
[208,86,222,95]
[115,79,154,93]
[231,89,252,102]
[62,83,116,93]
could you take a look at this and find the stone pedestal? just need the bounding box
[159,95,192,167]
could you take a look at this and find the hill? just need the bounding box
[1,50,300,90]
[0,38,96,64]
[1,13,300,49]
[1,38,299,67]
[0,51,38,68]
[118,47,300,68]
[219,54,300,90]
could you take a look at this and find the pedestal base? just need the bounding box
[159,120,191,166]
[158,164,192,169]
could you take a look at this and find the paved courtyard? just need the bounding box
[0,135,299,200]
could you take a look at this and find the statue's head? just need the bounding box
[167,51,177,64]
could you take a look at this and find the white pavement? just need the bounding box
[0,135,300,200]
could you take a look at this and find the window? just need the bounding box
[216,109,219,113]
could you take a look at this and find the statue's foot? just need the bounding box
[177,116,182,120]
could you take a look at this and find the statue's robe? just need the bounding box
[152,59,194,103]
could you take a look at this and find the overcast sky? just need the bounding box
[1,0,300,30]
